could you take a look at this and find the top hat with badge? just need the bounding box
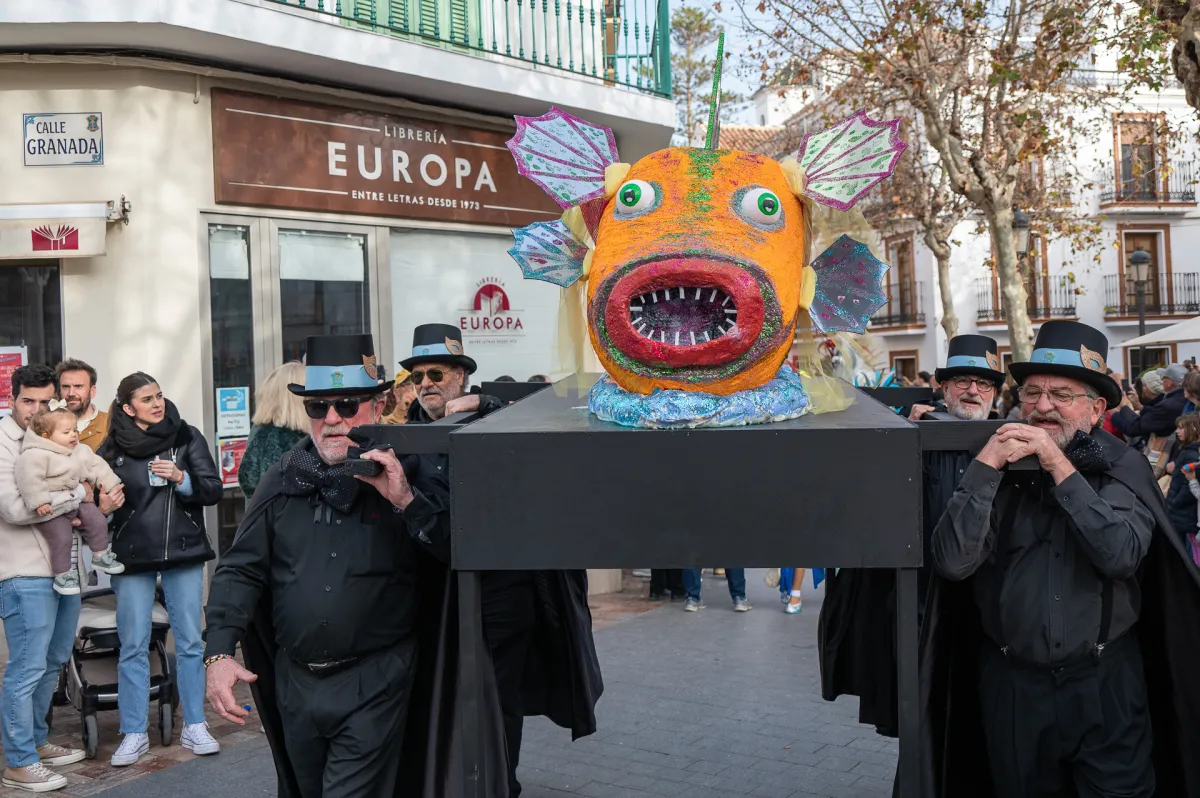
[287,334,393,397]
[399,323,478,375]
[934,334,1006,388]
[1008,320,1121,406]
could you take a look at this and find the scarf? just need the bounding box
[104,399,188,461]
[1065,430,1112,474]
[279,445,361,515]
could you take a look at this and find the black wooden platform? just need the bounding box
[368,376,1022,798]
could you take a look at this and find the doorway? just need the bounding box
[1122,232,1162,313]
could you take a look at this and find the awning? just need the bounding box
[0,203,108,259]
[1110,315,1200,348]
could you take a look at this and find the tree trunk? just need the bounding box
[1176,2,1200,112]
[986,205,1036,362]
[925,229,959,340]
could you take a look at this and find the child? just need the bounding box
[1165,414,1200,551]
[15,407,125,595]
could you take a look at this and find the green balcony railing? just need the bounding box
[268,0,671,97]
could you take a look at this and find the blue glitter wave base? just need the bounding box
[588,366,811,429]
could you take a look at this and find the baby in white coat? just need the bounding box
[15,408,125,595]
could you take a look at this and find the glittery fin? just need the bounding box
[508,220,588,288]
[507,108,620,209]
[808,235,890,334]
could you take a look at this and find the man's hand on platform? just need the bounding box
[976,433,1028,472]
[444,395,481,415]
[908,404,935,421]
[354,447,415,510]
[206,658,257,725]
[994,423,1074,483]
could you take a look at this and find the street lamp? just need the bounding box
[1129,247,1153,374]
[1012,209,1031,256]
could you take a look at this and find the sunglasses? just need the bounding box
[410,369,447,385]
[303,397,372,420]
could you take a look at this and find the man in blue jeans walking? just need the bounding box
[682,569,752,612]
[0,365,124,792]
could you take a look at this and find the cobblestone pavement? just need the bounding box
[81,569,897,797]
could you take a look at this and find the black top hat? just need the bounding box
[934,334,1006,387]
[399,324,478,375]
[287,334,393,397]
[1008,321,1121,406]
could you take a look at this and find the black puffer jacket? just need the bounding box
[106,424,222,573]
[1165,441,1200,542]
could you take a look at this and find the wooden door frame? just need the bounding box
[1112,112,1169,202]
[1124,343,1178,377]
[884,232,916,311]
[890,348,920,380]
[1116,223,1173,309]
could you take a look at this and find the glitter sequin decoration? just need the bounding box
[589,365,810,429]
[508,219,588,288]
[809,235,890,334]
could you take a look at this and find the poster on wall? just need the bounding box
[218,438,247,489]
[0,347,28,416]
[215,386,250,438]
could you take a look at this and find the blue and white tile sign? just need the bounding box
[216,386,251,438]
[23,113,104,166]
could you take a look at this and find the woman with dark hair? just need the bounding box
[98,373,222,767]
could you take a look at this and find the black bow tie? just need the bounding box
[279,448,360,514]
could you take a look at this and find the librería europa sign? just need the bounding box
[210,89,561,227]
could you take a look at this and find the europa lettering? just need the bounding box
[327,141,497,193]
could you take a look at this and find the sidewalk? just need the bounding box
[88,569,898,798]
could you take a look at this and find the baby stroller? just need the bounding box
[64,584,178,758]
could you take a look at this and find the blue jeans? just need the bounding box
[113,565,206,732]
[0,578,81,767]
[682,569,746,602]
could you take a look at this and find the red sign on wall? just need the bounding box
[0,349,28,416]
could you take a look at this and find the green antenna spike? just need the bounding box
[704,30,725,149]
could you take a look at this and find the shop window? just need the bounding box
[208,224,255,556]
[0,262,63,367]
[1128,346,1172,378]
[279,229,370,363]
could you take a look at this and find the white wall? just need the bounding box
[0,64,215,426]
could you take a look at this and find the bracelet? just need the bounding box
[203,654,233,669]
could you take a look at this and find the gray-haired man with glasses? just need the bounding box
[922,321,1200,797]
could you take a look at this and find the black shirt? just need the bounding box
[932,461,1153,663]
[204,447,452,663]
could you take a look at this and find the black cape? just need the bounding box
[917,429,1200,797]
[226,453,603,796]
[816,405,985,738]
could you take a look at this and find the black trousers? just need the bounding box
[276,645,416,798]
[978,635,1154,798]
[649,569,684,597]
[481,570,538,798]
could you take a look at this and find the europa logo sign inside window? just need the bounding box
[23,113,104,167]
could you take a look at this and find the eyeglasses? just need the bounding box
[1017,386,1093,406]
[303,397,371,420]
[410,369,446,385]
[949,376,997,392]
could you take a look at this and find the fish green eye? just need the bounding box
[735,186,785,229]
[614,180,659,218]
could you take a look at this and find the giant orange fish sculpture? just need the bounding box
[506,78,905,427]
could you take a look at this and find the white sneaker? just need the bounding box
[181,723,220,756]
[110,733,149,767]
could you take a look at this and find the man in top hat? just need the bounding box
[202,333,490,798]
[399,323,602,798]
[819,336,1007,739]
[920,321,1200,797]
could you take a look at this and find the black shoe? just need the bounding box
[649,591,667,600]
[670,590,687,600]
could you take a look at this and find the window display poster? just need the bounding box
[0,347,28,416]
[219,437,248,489]
[216,386,251,438]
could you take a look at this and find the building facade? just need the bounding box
[0,0,673,560]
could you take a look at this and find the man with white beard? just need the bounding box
[908,335,1005,422]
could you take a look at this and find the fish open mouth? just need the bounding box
[628,287,740,347]
[595,257,770,369]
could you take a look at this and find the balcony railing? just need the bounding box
[871,281,925,327]
[267,0,671,96]
[1099,160,1197,206]
[975,275,1077,322]
[1103,272,1200,317]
